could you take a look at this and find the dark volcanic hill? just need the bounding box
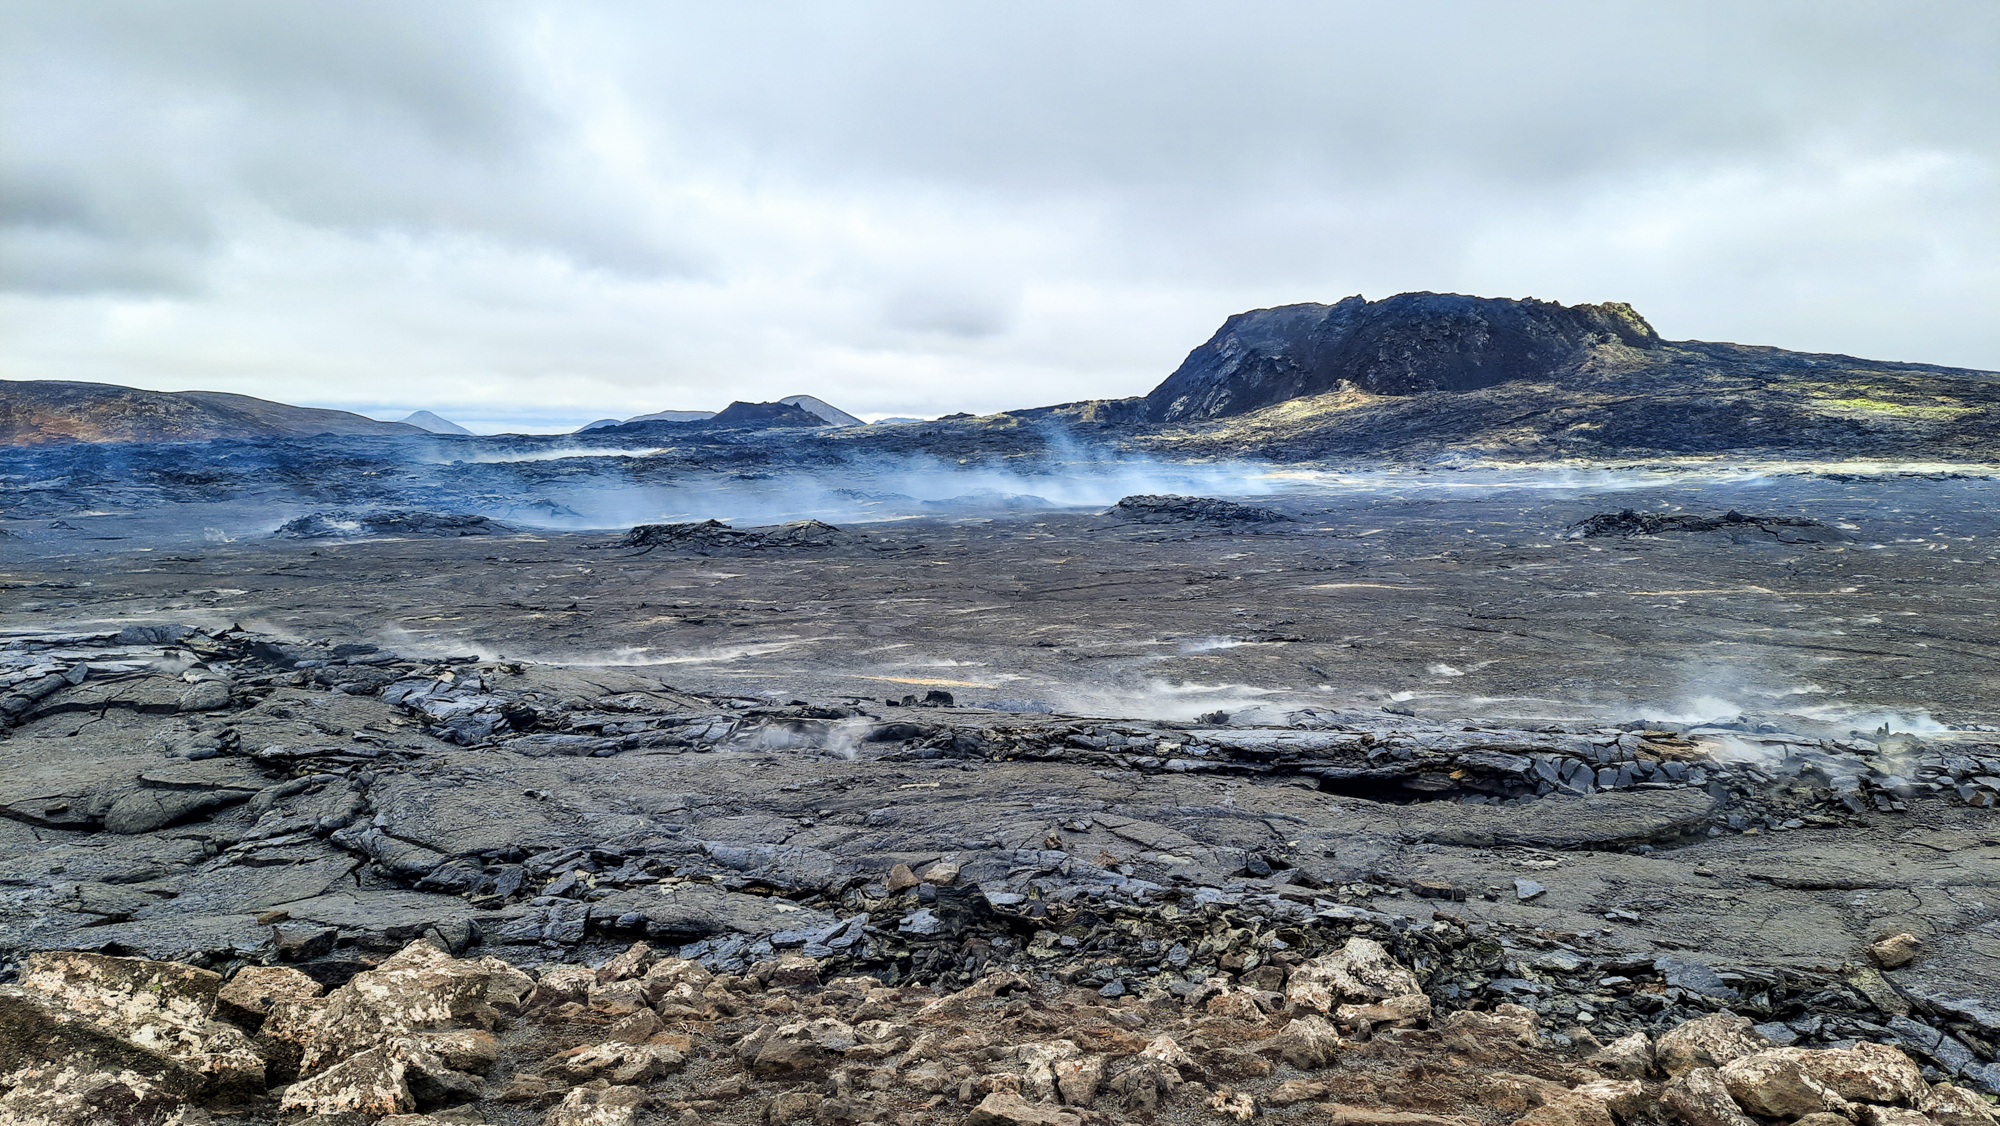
[1145,291,1662,421]
[1113,292,2000,460]
[0,379,420,446]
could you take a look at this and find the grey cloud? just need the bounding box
[1,1,1996,417]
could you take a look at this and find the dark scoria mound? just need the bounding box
[275,510,513,538]
[1108,494,1291,524]
[622,518,847,554]
[1568,509,1851,543]
[0,378,422,446]
[1144,292,1661,422]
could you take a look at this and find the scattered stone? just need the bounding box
[1514,877,1546,901]
[1870,932,1922,969]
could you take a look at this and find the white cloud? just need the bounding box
[3,1,1996,428]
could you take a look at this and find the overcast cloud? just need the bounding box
[3,1,1996,431]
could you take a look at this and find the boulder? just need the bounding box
[542,1041,686,1085]
[280,1042,437,1117]
[1053,1056,1107,1106]
[1923,1085,2000,1126]
[1285,937,1423,1013]
[545,1085,648,1126]
[300,940,495,1072]
[1718,1051,1852,1119]
[1585,1031,1654,1078]
[1435,1003,1539,1049]
[218,964,325,1027]
[1335,993,1432,1031]
[1792,1042,1929,1106]
[19,951,265,1094]
[969,1090,1082,1126]
[1256,1014,1344,1069]
[0,986,202,1126]
[1660,1067,1756,1126]
[1655,1013,1768,1076]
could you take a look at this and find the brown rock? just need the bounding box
[218,964,325,1027]
[1053,1056,1106,1106]
[1512,1092,1614,1126]
[1792,1042,1929,1106]
[1655,1013,1768,1077]
[546,1085,648,1126]
[1106,1059,1182,1113]
[968,1091,1082,1126]
[1585,1031,1654,1078]
[1204,990,1268,1022]
[1202,1047,1273,1082]
[1869,933,1922,969]
[19,950,266,1095]
[413,1028,501,1075]
[1212,1090,1257,1121]
[920,861,960,885]
[1660,1067,1756,1126]
[1255,1014,1343,1069]
[300,940,495,1073]
[1718,1051,1852,1119]
[0,986,203,1126]
[1284,937,1423,1013]
[542,1041,687,1085]
[281,1042,439,1117]
[764,1091,826,1125]
[886,864,921,892]
[596,941,657,985]
[1335,992,1432,1032]
[1264,1079,1331,1107]
[1923,1085,2000,1126]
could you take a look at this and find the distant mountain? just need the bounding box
[624,409,717,424]
[708,400,827,427]
[576,419,624,432]
[778,395,863,426]
[1144,292,1661,422]
[1118,291,2000,460]
[399,410,473,435]
[0,379,422,446]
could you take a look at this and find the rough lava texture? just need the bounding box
[3,937,1994,1126]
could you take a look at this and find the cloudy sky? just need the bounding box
[4,2,1997,432]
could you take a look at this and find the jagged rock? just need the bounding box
[969,1090,1082,1126]
[412,1029,500,1075]
[544,1085,648,1126]
[1013,1040,1081,1102]
[1284,937,1422,1013]
[1435,1003,1539,1050]
[1923,1085,2000,1126]
[1257,1014,1344,1069]
[1106,1059,1183,1113]
[299,940,495,1073]
[737,1019,856,1075]
[1790,1043,1929,1106]
[1660,1067,1757,1126]
[1264,1079,1332,1107]
[762,1090,824,1125]
[1584,1031,1653,1078]
[1053,1056,1106,1106]
[217,965,324,1028]
[1211,1090,1258,1121]
[1870,932,1922,969]
[1335,993,1432,1031]
[279,1041,444,1117]
[1513,1091,1615,1126]
[595,941,657,984]
[1655,1014,1769,1077]
[0,986,203,1126]
[1718,1051,1852,1119]
[885,863,920,892]
[19,951,265,1094]
[542,1040,686,1085]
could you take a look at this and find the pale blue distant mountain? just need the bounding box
[777,395,863,426]
[399,410,474,435]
